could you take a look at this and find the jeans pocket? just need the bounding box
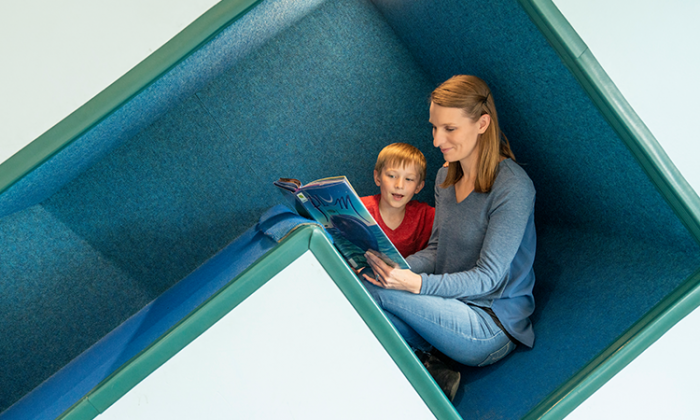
[477,340,515,367]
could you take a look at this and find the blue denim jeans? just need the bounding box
[363,281,515,366]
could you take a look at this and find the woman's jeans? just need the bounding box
[363,281,515,367]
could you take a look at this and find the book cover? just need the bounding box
[274,176,409,271]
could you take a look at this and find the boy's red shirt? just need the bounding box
[361,194,435,258]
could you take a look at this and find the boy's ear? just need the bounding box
[373,170,381,187]
[414,180,425,195]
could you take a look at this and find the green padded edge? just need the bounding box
[308,228,463,420]
[57,225,461,419]
[516,0,700,418]
[0,0,262,197]
[58,399,99,420]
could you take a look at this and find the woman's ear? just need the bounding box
[478,114,491,134]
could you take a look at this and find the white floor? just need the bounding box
[1,1,699,418]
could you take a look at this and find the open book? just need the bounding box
[274,176,409,271]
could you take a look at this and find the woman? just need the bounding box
[363,75,536,400]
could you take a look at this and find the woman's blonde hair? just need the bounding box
[374,142,427,183]
[431,75,515,192]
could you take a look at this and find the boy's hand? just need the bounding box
[363,251,422,294]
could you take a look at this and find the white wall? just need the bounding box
[0,0,220,164]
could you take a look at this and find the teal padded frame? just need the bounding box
[517,0,700,243]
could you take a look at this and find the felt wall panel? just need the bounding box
[195,0,440,201]
[41,96,272,293]
[0,205,148,411]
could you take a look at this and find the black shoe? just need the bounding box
[423,353,461,401]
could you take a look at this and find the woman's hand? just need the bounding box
[363,251,422,294]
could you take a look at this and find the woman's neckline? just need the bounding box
[452,158,510,203]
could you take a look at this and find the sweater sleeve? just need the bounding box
[419,170,535,299]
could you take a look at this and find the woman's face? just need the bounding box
[429,102,490,168]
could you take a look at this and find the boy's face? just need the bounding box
[374,164,425,211]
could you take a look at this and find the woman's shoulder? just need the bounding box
[435,166,449,184]
[495,159,535,194]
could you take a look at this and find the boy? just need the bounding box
[361,143,435,258]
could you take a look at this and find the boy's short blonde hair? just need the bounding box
[374,143,427,183]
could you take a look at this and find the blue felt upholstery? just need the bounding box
[1,0,699,418]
